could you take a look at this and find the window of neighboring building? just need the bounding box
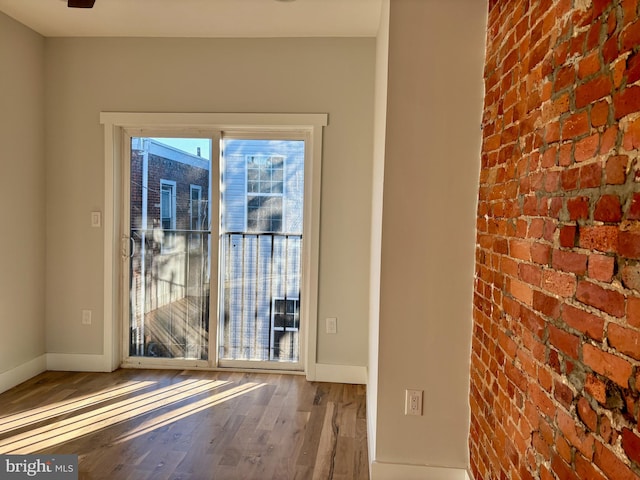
[159,180,177,252]
[160,180,176,230]
[270,298,299,361]
[190,184,203,230]
[246,155,284,233]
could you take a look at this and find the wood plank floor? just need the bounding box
[0,369,369,480]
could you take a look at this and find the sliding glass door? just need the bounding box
[123,132,305,370]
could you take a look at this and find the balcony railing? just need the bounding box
[219,232,302,363]
[128,229,302,363]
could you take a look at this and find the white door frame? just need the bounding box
[100,112,327,379]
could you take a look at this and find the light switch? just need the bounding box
[91,211,102,228]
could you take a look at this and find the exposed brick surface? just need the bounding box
[471,1,640,479]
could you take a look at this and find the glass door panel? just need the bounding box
[128,137,212,361]
[218,138,304,367]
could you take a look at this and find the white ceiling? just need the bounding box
[0,0,382,38]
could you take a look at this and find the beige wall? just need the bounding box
[375,0,486,469]
[43,37,375,367]
[0,13,46,374]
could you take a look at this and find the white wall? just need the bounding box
[43,37,375,370]
[0,12,46,390]
[373,0,487,473]
[368,0,390,468]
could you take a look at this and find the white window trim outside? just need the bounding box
[100,112,327,381]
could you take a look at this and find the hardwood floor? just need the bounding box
[0,369,369,480]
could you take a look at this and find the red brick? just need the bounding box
[554,379,574,409]
[556,433,573,464]
[579,226,619,252]
[576,75,613,109]
[623,117,640,150]
[600,413,613,442]
[591,100,610,127]
[628,50,640,84]
[542,270,576,297]
[510,278,534,305]
[619,227,640,259]
[605,155,628,185]
[545,120,561,143]
[614,85,640,119]
[629,296,640,328]
[622,428,640,466]
[577,397,598,431]
[519,263,542,286]
[622,0,640,28]
[510,239,532,261]
[561,167,579,190]
[608,323,640,360]
[603,32,619,65]
[562,111,590,138]
[544,170,560,192]
[549,324,579,358]
[549,197,563,218]
[552,249,588,274]
[559,224,577,247]
[531,242,551,265]
[628,193,640,220]
[622,19,640,52]
[557,143,572,167]
[532,290,560,318]
[588,254,615,282]
[562,304,606,341]
[600,125,619,154]
[540,146,558,168]
[567,196,590,220]
[595,440,639,480]
[576,280,626,317]
[613,56,627,89]
[594,195,622,222]
[528,218,545,239]
[579,162,602,188]
[578,51,601,79]
[521,307,545,339]
[555,64,576,93]
[583,343,633,387]
[574,133,600,162]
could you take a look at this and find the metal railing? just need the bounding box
[219,232,302,362]
[128,229,302,363]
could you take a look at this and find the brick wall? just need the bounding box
[471,1,640,479]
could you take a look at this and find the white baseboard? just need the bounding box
[0,355,47,394]
[46,353,113,372]
[313,363,367,384]
[371,462,471,480]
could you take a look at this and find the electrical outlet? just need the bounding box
[326,317,337,334]
[82,309,92,325]
[405,389,423,416]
